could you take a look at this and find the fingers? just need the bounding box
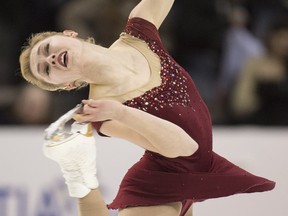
[82,99,99,107]
[74,113,92,123]
[73,99,98,123]
[74,99,119,123]
[82,104,95,115]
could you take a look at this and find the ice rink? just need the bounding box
[0,126,287,216]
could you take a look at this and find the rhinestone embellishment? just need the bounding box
[123,24,190,111]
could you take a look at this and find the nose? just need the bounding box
[46,54,56,65]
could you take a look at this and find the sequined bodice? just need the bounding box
[122,18,213,166]
[123,37,191,111]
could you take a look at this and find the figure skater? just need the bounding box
[19,0,275,215]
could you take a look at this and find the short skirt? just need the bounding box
[108,151,275,215]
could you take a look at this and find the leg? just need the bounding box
[184,205,193,216]
[119,202,182,216]
[78,189,109,216]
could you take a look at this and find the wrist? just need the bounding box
[113,103,128,122]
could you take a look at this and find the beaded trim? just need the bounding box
[123,23,190,111]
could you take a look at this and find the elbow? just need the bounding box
[162,140,199,158]
[182,140,199,157]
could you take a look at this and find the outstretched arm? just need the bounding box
[129,0,175,29]
[75,99,198,158]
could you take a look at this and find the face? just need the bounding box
[30,33,84,86]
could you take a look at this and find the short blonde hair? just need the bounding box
[19,31,94,91]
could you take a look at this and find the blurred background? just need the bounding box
[0,0,288,216]
[1,0,288,126]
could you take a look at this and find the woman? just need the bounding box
[19,0,275,215]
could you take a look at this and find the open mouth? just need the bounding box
[58,51,68,67]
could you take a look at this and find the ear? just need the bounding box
[63,82,77,91]
[63,30,78,38]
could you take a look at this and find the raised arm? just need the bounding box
[129,0,175,29]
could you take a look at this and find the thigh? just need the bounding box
[184,205,193,216]
[118,202,182,216]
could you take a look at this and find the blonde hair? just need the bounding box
[19,31,94,91]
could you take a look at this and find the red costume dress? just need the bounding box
[92,17,275,216]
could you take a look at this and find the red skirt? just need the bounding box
[108,151,275,216]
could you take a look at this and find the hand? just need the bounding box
[43,123,98,198]
[74,99,125,123]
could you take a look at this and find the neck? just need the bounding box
[80,43,124,85]
[81,41,145,100]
